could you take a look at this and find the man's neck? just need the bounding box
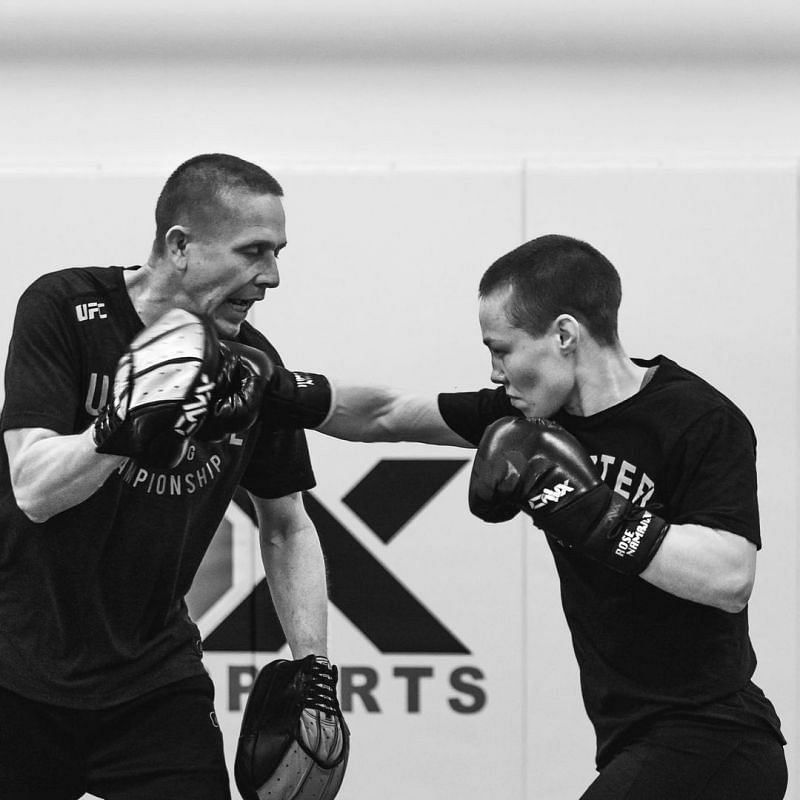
[124,260,190,326]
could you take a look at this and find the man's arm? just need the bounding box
[317,381,473,447]
[641,526,756,613]
[4,427,125,523]
[250,491,329,658]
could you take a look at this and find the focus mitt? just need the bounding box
[94,308,218,469]
[235,655,350,800]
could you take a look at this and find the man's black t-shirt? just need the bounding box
[0,266,315,708]
[438,356,784,766]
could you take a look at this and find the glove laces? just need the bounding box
[608,502,665,540]
[301,657,339,715]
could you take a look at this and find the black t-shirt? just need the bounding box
[0,266,315,708]
[439,356,784,766]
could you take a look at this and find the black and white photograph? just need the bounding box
[0,2,796,797]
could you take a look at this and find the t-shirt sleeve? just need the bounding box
[1,286,83,435]
[437,386,519,446]
[239,424,316,499]
[665,405,761,548]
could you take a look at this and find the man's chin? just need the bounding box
[212,316,242,340]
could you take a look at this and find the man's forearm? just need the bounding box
[5,427,125,523]
[260,521,329,658]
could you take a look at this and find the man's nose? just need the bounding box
[255,256,280,289]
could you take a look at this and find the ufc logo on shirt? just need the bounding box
[75,301,108,322]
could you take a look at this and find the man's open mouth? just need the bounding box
[227,299,255,312]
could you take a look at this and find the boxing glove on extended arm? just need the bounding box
[261,368,332,430]
[468,416,670,575]
[197,342,332,437]
[195,342,273,442]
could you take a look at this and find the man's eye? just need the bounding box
[243,245,281,258]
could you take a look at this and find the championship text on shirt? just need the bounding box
[115,436,243,496]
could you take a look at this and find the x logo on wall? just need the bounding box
[190,459,470,655]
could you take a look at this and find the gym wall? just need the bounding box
[0,161,795,799]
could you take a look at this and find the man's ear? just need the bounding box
[164,226,190,269]
[554,314,580,354]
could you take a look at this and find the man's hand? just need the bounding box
[468,417,670,574]
[235,655,349,800]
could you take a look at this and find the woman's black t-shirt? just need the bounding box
[438,356,784,765]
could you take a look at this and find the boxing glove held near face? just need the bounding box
[469,416,670,575]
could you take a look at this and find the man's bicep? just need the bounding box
[249,491,312,540]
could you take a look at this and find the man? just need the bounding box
[0,154,331,798]
[279,234,786,798]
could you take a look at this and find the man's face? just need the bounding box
[182,190,287,339]
[478,287,574,419]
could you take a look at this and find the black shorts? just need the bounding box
[581,719,787,800]
[0,674,230,800]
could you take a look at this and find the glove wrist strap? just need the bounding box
[265,368,332,429]
[583,493,670,575]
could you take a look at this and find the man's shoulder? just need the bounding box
[24,265,124,300]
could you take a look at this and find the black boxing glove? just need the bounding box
[261,368,332,430]
[468,416,670,575]
[195,342,273,442]
[198,339,332,434]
